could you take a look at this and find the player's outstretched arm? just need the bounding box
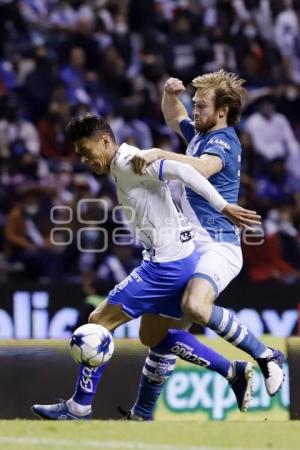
[132,148,222,179]
[162,78,189,137]
[161,160,261,229]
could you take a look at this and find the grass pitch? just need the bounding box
[0,420,298,450]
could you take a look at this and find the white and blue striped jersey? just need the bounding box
[110,143,194,263]
[110,143,228,263]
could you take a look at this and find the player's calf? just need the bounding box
[120,350,177,421]
[206,305,285,395]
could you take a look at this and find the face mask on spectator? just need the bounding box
[243,25,257,39]
[24,204,39,216]
[286,86,298,101]
[115,23,128,35]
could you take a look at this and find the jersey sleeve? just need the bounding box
[179,118,196,143]
[158,160,227,212]
[202,134,232,168]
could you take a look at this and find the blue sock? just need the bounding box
[73,363,108,406]
[152,329,231,378]
[132,351,176,420]
[208,305,267,359]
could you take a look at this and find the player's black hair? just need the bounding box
[66,114,115,143]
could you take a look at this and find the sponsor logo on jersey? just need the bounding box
[180,230,192,242]
[207,138,231,150]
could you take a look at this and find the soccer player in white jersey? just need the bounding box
[32,114,261,420]
[120,70,284,421]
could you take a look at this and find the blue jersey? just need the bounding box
[180,119,241,245]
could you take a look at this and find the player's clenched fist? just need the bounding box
[164,77,185,96]
[132,149,160,175]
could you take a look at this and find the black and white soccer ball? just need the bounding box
[70,324,114,367]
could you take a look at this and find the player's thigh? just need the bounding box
[89,299,131,332]
[139,314,191,347]
[182,244,243,322]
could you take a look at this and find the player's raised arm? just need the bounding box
[162,78,190,138]
[157,159,261,229]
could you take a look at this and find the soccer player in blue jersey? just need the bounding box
[32,114,260,420]
[122,70,284,420]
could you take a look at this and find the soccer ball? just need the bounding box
[70,324,114,367]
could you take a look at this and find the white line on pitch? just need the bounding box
[0,437,266,450]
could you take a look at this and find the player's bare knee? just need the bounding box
[181,296,200,320]
[182,295,212,325]
[88,300,108,325]
[139,335,153,347]
[139,326,167,347]
[88,310,99,324]
[139,331,160,348]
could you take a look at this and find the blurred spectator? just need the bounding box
[61,46,89,104]
[23,46,60,121]
[242,226,300,283]
[112,13,141,77]
[59,13,100,70]
[274,0,300,84]
[265,207,300,270]
[0,96,40,156]
[49,0,78,34]
[166,11,203,83]
[203,25,237,73]
[98,45,133,97]
[37,99,72,160]
[255,158,300,213]
[245,96,300,164]
[4,185,62,278]
[128,0,156,34]
[233,0,274,43]
[50,161,74,205]
[111,98,153,148]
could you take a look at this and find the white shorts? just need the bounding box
[191,242,243,297]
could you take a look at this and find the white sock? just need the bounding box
[258,348,273,359]
[67,398,92,416]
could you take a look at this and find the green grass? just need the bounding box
[0,420,298,450]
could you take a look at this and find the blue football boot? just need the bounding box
[32,399,91,420]
[229,361,253,412]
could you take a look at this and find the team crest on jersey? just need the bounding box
[207,138,231,150]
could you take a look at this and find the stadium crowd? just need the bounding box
[1,0,300,289]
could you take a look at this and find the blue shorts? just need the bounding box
[107,251,199,319]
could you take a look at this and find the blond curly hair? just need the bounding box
[192,70,246,126]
